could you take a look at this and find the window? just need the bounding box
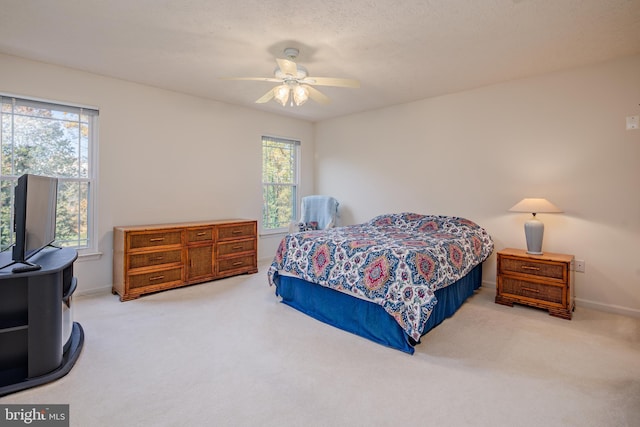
[262,136,299,233]
[1,95,98,253]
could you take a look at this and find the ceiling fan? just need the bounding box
[224,48,360,107]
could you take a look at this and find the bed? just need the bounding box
[267,213,494,354]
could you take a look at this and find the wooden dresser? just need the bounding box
[495,248,574,319]
[113,219,257,301]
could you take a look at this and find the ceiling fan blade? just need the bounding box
[255,88,275,104]
[302,77,360,88]
[304,85,331,105]
[276,58,298,76]
[221,77,282,83]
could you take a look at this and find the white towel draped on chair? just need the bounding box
[299,195,339,230]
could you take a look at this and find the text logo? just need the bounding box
[0,405,69,427]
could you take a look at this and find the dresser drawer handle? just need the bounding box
[232,230,243,234]
[150,256,164,261]
[196,232,207,236]
[149,275,165,281]
[521,287,540,293]
[231,245,243,250]
[232,261,244,266]
[521,266,540,271]
[149,237,165,242]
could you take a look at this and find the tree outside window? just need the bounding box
[0,96,98,252]
[262,136,299,232]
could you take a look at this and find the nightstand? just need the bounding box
[495,248,574,319]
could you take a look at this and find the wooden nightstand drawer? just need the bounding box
[501,277,563,305]
[129,230,182,249]
[129,249,183,269]
[500,257,566,281]
[495,248,574,319]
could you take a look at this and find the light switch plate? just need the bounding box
[626,115,639,130]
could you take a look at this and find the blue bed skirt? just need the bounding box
[273,264,482,354]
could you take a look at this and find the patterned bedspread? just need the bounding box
[268,213,494,341]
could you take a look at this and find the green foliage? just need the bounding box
[262,138,298,230]
[1,104,91,250]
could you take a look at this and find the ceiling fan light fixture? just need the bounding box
[293,85,309,106]
[273,85,290,106]
[225,47,359,107]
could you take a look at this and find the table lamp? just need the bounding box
[509,198,563,255]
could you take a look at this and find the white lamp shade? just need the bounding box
[509,198,563,214]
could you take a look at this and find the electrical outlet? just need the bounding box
[626,115,639,130]
[574,259,585,273]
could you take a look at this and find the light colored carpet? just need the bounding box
[2,262,639,427]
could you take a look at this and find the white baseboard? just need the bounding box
[76,285,112,297]
[481,280,640,318]
[80,278,639,319]
[574,298,640,318]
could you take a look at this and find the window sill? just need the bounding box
[76,251,103,262]
[259,230,289,238]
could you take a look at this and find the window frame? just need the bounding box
[261,135,300,235]
[0,93,99,257]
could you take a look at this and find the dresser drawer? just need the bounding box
[128,267,183,289]
[187,227,213,243]
[217,223,256,241]
[218,239,256,257]
[501,277,564,305]
[217,254,256,274]
[129,230,182,249]
[500,257,566,281]
[129,249,183,269]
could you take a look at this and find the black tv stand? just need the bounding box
[0,245,63,271]
[11,262,42,273]
[0,247,84,396]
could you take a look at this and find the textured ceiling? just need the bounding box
[1,0,639,122]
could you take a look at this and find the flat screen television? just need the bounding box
[12,173,59,269]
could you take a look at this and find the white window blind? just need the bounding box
[1,95,99,252]
[262,136,300,232]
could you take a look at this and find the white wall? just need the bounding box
[315,54,640,316]
[0,53,315,293]
[3,52,639,316]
